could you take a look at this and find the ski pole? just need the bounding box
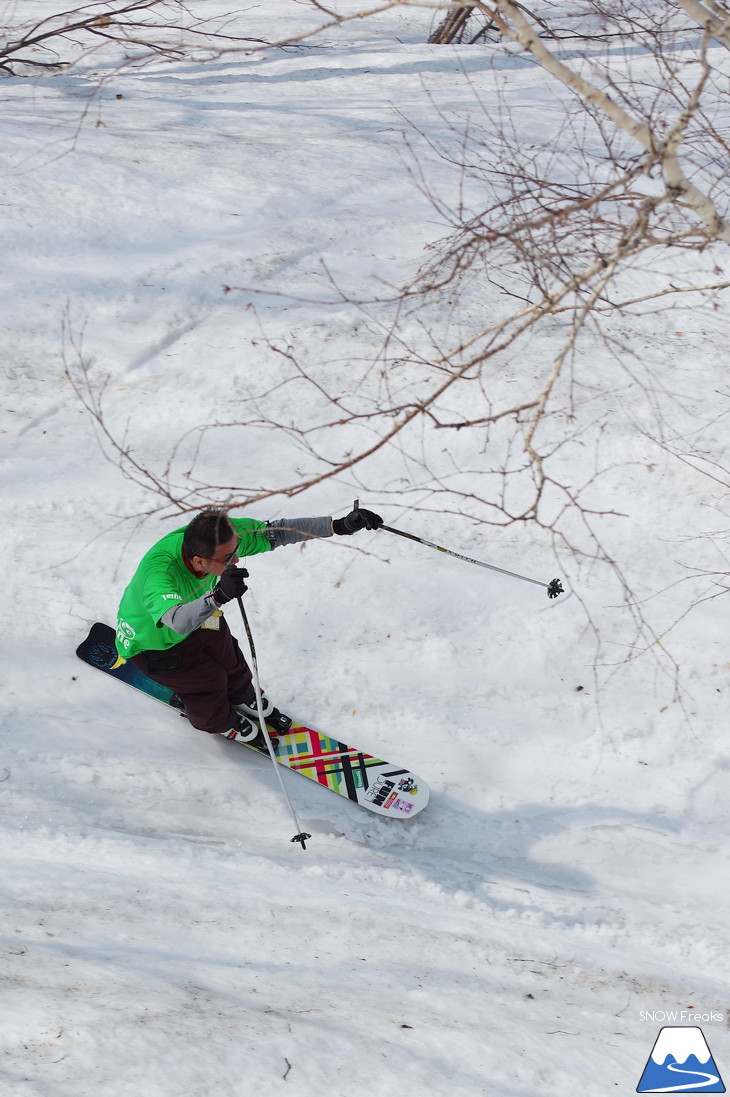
[378,521,564,599]
[237,596,312,851]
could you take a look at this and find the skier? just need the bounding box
[115,504,383,749]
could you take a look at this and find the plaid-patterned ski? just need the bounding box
[76,622,428,818]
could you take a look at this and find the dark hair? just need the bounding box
[182,508,235,560]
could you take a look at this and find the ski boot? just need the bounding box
[236,690,293,735]
[221,712,276,752]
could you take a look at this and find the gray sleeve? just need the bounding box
[161,591,219,635]
[264,515,333,550]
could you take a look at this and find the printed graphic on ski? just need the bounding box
[76,622,429,818]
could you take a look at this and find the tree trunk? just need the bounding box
[428,6,475,44]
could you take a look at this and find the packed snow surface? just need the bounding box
[1,2,728,1095]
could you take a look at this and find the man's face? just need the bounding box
[193,535,239,577]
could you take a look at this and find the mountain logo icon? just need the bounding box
[637,1026,725,1092]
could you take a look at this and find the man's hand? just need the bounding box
[213,565,249,604]
[333,506,383,536]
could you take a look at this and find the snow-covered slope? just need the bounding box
[1,4,727,1094]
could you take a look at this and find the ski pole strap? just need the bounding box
[379,524,563,598]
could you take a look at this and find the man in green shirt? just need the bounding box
[116,504,382,748]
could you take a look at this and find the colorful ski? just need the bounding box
[75,622,429,818]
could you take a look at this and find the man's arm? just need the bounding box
[161,509,382,632]
[264,516,333,549]
[161,592,220,635]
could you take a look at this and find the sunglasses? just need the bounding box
[207,544,239,566]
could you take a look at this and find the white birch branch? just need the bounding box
[470,0,730,242]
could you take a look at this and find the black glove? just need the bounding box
[332,506,383,536]
[212,565,249,604]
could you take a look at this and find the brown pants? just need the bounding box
[132,618,253,734]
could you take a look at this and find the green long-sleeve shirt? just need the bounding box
[116,515,332,658]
